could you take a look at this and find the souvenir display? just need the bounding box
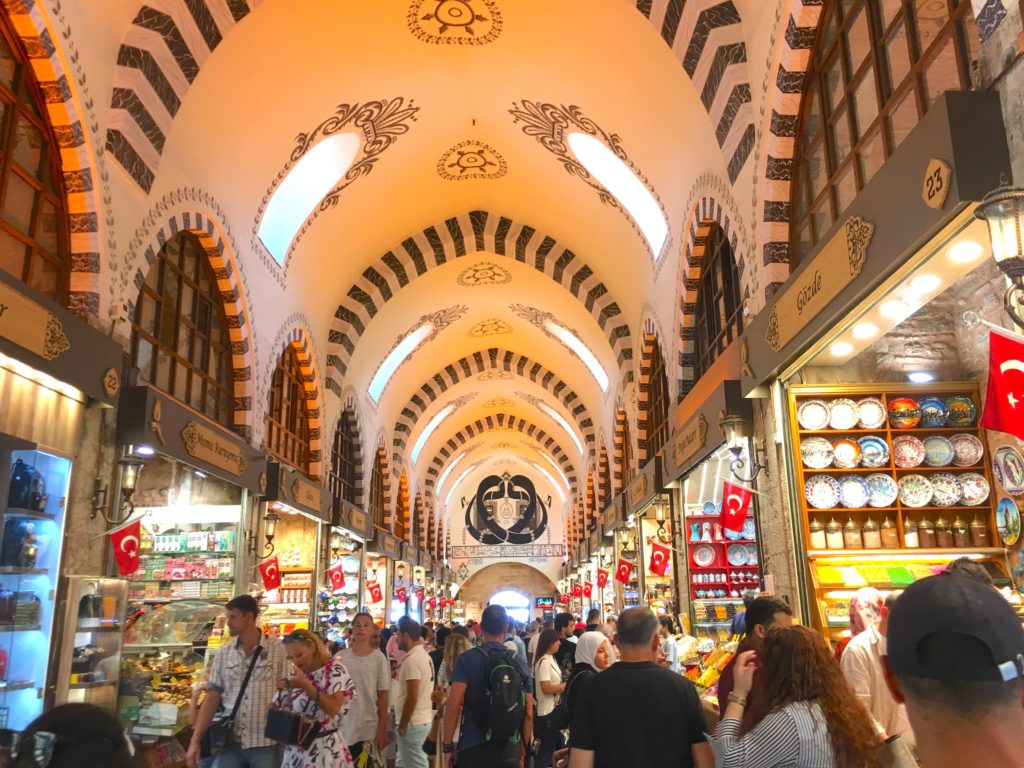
[701,501,717,515]
[742,518,757,540]
[862,518,882,549]
[880,517,900,548]
[888,398,922,429]
[828,399,860,430]
[929,473,962,507]
[805,475,841,509]
[693,545,715,568]
[994,445,1024,494]
[903,518,919,548]
[958,473,990,506]
[897,475,934,508]
[917,397,948,428]
[945,396,978,427]
[809,519,826,549]
[726,544,747,567]
[997,497,1021,546]
[922,435,955,467]
[843,518,863,549]
[837,476,870,509]
[950,433,985,467]
[892,436,926,468]
[865,474,898,507]
[797,400,831,430]
[831,439,862,469]
[800,437,834,469]
[825,518,844,549]
[857,436,889,468]
[856,398,887,429]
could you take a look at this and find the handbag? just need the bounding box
[876,734,919,768]
[421,715,441,755]
[204,645,262,755]
[355,741,385,768]
[537,657,570,732]
[264,660,331,749]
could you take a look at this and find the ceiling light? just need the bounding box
[258,133,361,264]
[537,402,584,455]
[566,132,668,258]
[908,274,941,295]
[133,444,156,457]
[907,372,935,383]
[368,323,433,402]
[830,342,853,357]
[851,323,878,339]
[543,319,609,391]
[411,404,455,464]
[948,241,984,263]
[879,300,913,321]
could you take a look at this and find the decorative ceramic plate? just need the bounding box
[693,545,715,568]
[797,399,831,431]
[892,435,926,468]
[950,433,984,467]
[838,475,871,508]
[745,544,759,565]
[727,544,747,567]
[959,472,990,506]
[888,397,922,429]
[742,518,757,540]
[918,397,948,428]
[995,445,1024,494]
[865,474,899,507]
[805,475,841,509]
[856,397,887,429]
[800,437,835,469]
[829,398,860,430]
[922,435,955,467]
[945,396,978,427]
[929,473,962,507]
[702,501,717,515]
[832,438,862,469]
[858,436,890,468]
[998,497,1021,547]
[725,526,744,541]
[342,555,360,573]
[898,474,934,507]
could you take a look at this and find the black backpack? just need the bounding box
[474,646,526,743]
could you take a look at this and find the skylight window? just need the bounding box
[537,401,584,455]
[411,404,455,464]
[436,452,467,493]
[531,461,568,503]
[543,319,609,392]
[537,450,571,493]
[444,463,478,507]
[258,133,361,264]
[368,323,433,402]
[567,132,668,258]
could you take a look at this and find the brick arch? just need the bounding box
[106,0,259,192]
[369,437,393,532]
[390,347,596,471]
[265,324,325,477]
[613,402,635,494]
[634,0,755,183]
[597,438,612,510]
[129,211,255,438]
[325,210,634,394]
[396,468,410,542]
[6,0,105,318]
[330,396,365,509]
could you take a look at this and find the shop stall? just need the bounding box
[366,528,402,626]
[318,499,371,647]
[392,543,416,624]
[600,496,627,613]
[585,527,606,620]
[739,92,1018,641]
[260,461,331,636]
[626,458,678,618]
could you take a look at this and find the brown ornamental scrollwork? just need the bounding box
[844,215,875,278]
[764,307,782,352]
[409,0,502,45]
[43,316,70,360]
[457,261,511,287]
[438,140,508,180]
[468,318,512,337]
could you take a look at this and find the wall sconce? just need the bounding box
[397,563,406,580]
[92,457,146,524]
[719,412,768,483]
[975,177,1024,326]
[247,508,280,557]
[329,529,344,559]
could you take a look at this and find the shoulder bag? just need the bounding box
[265,660,330,749]
[205,645,263,755]
[540,657,570,732]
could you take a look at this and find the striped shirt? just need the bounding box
[712,701,836,768]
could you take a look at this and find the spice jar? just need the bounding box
[862,518,882,549]
[953,515,970,548]
[903,517,919,548]
[843,517,863,549]
[880,516,900,549]
[970,515,990,547]
[809,518,827,549]
[935,516,953,548]
[825,518,844,549]
[918,516,936,548]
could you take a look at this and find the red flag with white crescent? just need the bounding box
[982,329,1024,441]
[596,569,609,589]
[415,587,425,601]
[368,581,383,604]
[722,481,753,534]
[396,585,408,603]
[327,564,346,591]
[615,559,633,584]
[110,520,142,576]
[582,581,593,598]
[648,541,671,576]
[428,596,437,609]
[572,582,583,598]
[558,593,569,605]
[258,556,282,591]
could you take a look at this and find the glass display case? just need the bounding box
[364,554,391,626]
[0,447,71,731]
[119,600,225,738]
[260,511,320,637]
[54,577,128,712]
[317,550,361,646]
[616,527,641,609]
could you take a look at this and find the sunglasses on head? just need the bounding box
[12,729,135,767]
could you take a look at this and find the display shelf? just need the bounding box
[809,547,1005,558]
[3,508,55,520]
[142,551,236,557]
[123,642,194,652]
[0,681,33,693]
[70,680,116,689]
[133,723,188,738]
[0,566,47,574]
[127,578,233,583]
[0,624,40,632]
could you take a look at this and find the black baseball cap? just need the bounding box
[887,573,1024,683]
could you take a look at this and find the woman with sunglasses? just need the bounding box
[277,629,356,768]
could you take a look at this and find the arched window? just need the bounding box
[0,15,69,303]
[330,407,361,506]
[412,492,423,548]
[599,444,612,508]
[586,472,596,534]
[615,408,635,493]
[131,231,234,427]
[396,470,410,541]
[643,336,670,460]
[791,0,979,262]
[370,447,386,529]
[265,345,313,475]
[693,225,744,379]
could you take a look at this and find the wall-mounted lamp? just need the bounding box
[247,508,280,557]
[719,413,768,483]
[975,177,1024,327]
[397,563,407,580]
[92,457,146,524]
[329,529,344,559]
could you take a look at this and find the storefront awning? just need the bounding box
[627,454,663,517]
[265,460,332,523]
[662,381,750,484]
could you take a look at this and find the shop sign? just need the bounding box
[922,158,952,210]
[589,528,602,554]
[628,473,648,509]
[764,215,875,353]
[0,281,70,361]
[348,508,368,534]
[181,420,247,475]
[373,531,402,558]
[670,414,708,471]
[291,477,323,513]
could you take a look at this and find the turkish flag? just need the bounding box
[258,556,282,591]
[649,541,671,576]
[582,581,593,598]
[982,329,1024,441]
[572,582,582,598]
[414,587,425,601]
[110,520,142,576]
[615,559,633,584]
[368,581,383,604]
[722,481,753,534]
[596,569,609,589]
[327,564,346,591]
[428,596,437,609]
[396,585,408,603]
[558,594,569,605]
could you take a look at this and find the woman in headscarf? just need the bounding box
[834,587,881,662]
[565,630,612,724]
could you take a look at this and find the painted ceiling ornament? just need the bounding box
[457,261,512,287]
[409,0,502,45]
[466,472,549,545]
[378,304,470,389]
[457,563,470,580]
[478,369,514,381]
[508,100,669,259]
[484,398,515,409]
[509,302,602,373]
[468,318,512,337]
[438,140,508,180]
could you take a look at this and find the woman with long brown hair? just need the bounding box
[712,625,879,768]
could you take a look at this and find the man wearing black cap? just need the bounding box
[884,573,1024,768]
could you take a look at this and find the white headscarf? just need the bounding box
[575,631,609,670]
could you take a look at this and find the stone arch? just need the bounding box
[331,394,365,508]
[458,562,558,607]
[613,401,635,494]
[390,347,596,470]
[597,438,612,510]
[5,0,106,317]
[325,210,634,393]
[369,436,392,532]
[633,0,755,183]
[396,468,410,541]
[264,322,325,477]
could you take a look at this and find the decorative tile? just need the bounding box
[468,318,513,337]
[457,261,511,287]
[438,139,507,180]
[408,0,502,45]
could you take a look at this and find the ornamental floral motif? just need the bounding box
[43,316,70,360]
[845,215,875,277]
[457,261,511,287]
[468,318,512,337]
[478,370,514,381]
[409,0,502,45]
[484,398,514,408]
[764,307,782,352]
[509,302,602,374]
[437,140,508,180]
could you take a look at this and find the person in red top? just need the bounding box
[716,596,793,717]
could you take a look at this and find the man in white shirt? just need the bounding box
[396,616,435,768]
[841,592,914,745]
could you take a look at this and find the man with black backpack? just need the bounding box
[442,604,533,768]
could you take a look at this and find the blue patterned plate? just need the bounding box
[865,474,898,507]
[838,475,871,509]
[922,435,955,467]
[858,436,890,468]
[918,397,948,428]
[805,475,841,509]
